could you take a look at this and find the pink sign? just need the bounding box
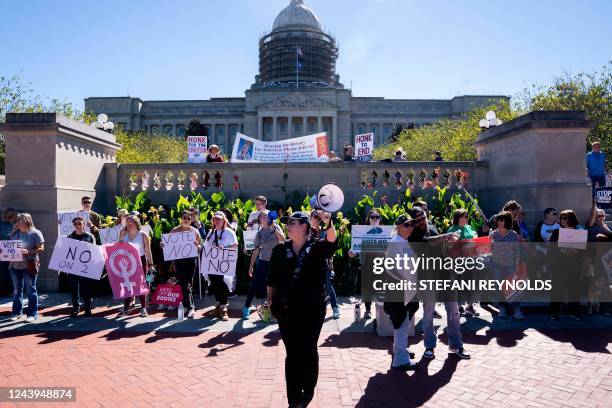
[151,284,183,306]
[103,242,149,299]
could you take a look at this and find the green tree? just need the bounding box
[115,126,187,163]
[516,60,611,156]
[373,99,518,161]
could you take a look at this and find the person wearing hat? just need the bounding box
[409,206,470,360]
[382,214,419,370]
[243,210,284,319]
[207,144,224,163]
[115,209,129,227]
[203,211,238,321]
[267,211,337,407]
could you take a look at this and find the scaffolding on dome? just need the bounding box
[258,27,339,87]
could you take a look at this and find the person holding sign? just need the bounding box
[117,215,154,317]
[587,199,612,242]
[267,211,337,407]
[0,208,17,297]
[204,211,238,321]
[67,216,96,317]
[206,144,224,163]
[8,213,45,322]
[549,210,588,320]
[243,210,284,320]
[161,211,202,319]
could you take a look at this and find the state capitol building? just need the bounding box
[85,0,506,154]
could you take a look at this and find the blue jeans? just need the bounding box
[590,175,606,197]
[326,268,338,309]
[422,301,463,349]
[245,258,269,308]
[10,268,38,317]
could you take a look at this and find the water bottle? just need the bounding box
[177,303,184,322]
[354,303,361,321]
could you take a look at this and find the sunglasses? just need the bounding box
[82,201,92,205]
[402,221,414,228]
[597,215,605,218]
[182,216,191,221]
[73,222,83,226]
[369,215,380,220]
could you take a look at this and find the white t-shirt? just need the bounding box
[247,210,263,231]
[121,230,146,256]
[540,222,560,242]
[205,228,238,248]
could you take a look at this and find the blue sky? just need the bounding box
[1,0,610,110]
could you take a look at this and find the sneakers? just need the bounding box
[433,309,442,319]
[363,310,372,320]
[242,306,250,320]
[221,306,229,321]
[449,346,471,359]
[140,308,148,317]
[513,308,525,320]
[117,308,128,317]
[465,305,480,317]
[156,304,167,311]
[9,314,22,321]
[422,347,435,360]
[187,308,195,319]
[332,307,340,319]
[26,315,37,322]
[392,352,418,371]
[497,307,507,318]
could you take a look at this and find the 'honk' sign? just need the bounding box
[200,245,237,279]
[161,231,198,261]
[49,236,105,280]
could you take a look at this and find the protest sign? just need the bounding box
[58,211,90,235]
[595,187,612,209]
[49,236,105,280]
[200,245,238,279]
[243,230,258,251]
[350,225,395,254]
[558,228,588,250]
[151,283,183,306]
[188,136,208,164]
[230,132,329,163]
[161,231,198,261]
[99,225,123,244]
[502,262,529,302]
[354,133,374,162]
[0,240,23,262]
[103,242,149,299]
[447,236,492,258]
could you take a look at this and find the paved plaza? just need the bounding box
[1,294,610,407]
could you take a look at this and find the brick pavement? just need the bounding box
[0,295,611,407]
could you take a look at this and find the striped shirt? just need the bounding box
[492,230,520,266]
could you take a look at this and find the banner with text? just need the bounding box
[103,242,149,299]
[231,132,329,163]
[161,231,199,261]
[354,133,374,162]
[200,245,238,280]
[350,225,395,254]
[49,236,105,280]
[188,136,208,164]
[151,283,183,306]
[0,240,23,262]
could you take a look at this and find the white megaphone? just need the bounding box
[309,183,344,213]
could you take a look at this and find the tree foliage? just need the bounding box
[115,126,187,163]
[374,99,518,161]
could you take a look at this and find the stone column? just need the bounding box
[302,116,307,135]
[224,124,229,150]
[332,116,338,152]
[209,123,215,144]
[288,117,293,139]
[258,116,263,140]
[379,122,384,145]
[0,113,121,291]
[317,117,323,133]
[272,116,278,141]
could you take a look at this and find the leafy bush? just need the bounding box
[115,127,187,163]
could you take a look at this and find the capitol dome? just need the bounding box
[272,0,322,32]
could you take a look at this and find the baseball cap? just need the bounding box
[395,213,413,226]
[280,211,310,224]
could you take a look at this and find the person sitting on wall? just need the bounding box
[328,151,341,162]
[343,145,355,162]
[207,145,224,163]
[394,148,407,162]
[434,151,444,161]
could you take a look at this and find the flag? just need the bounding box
[296,47,303,56]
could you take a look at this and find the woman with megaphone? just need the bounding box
[267,209,337,408]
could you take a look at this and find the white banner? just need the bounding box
[188,136,208,164]
[99,225,123,244]
[243,230,258,251]
[49,236,105,280]
[0,240,23,262]
[231,132,329,163]
[355,133,374,162]
[200,245,238,278]
[558,228,588,250]
[350,225,396,253]
[161,231,199,261]
[58,211,90,235]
